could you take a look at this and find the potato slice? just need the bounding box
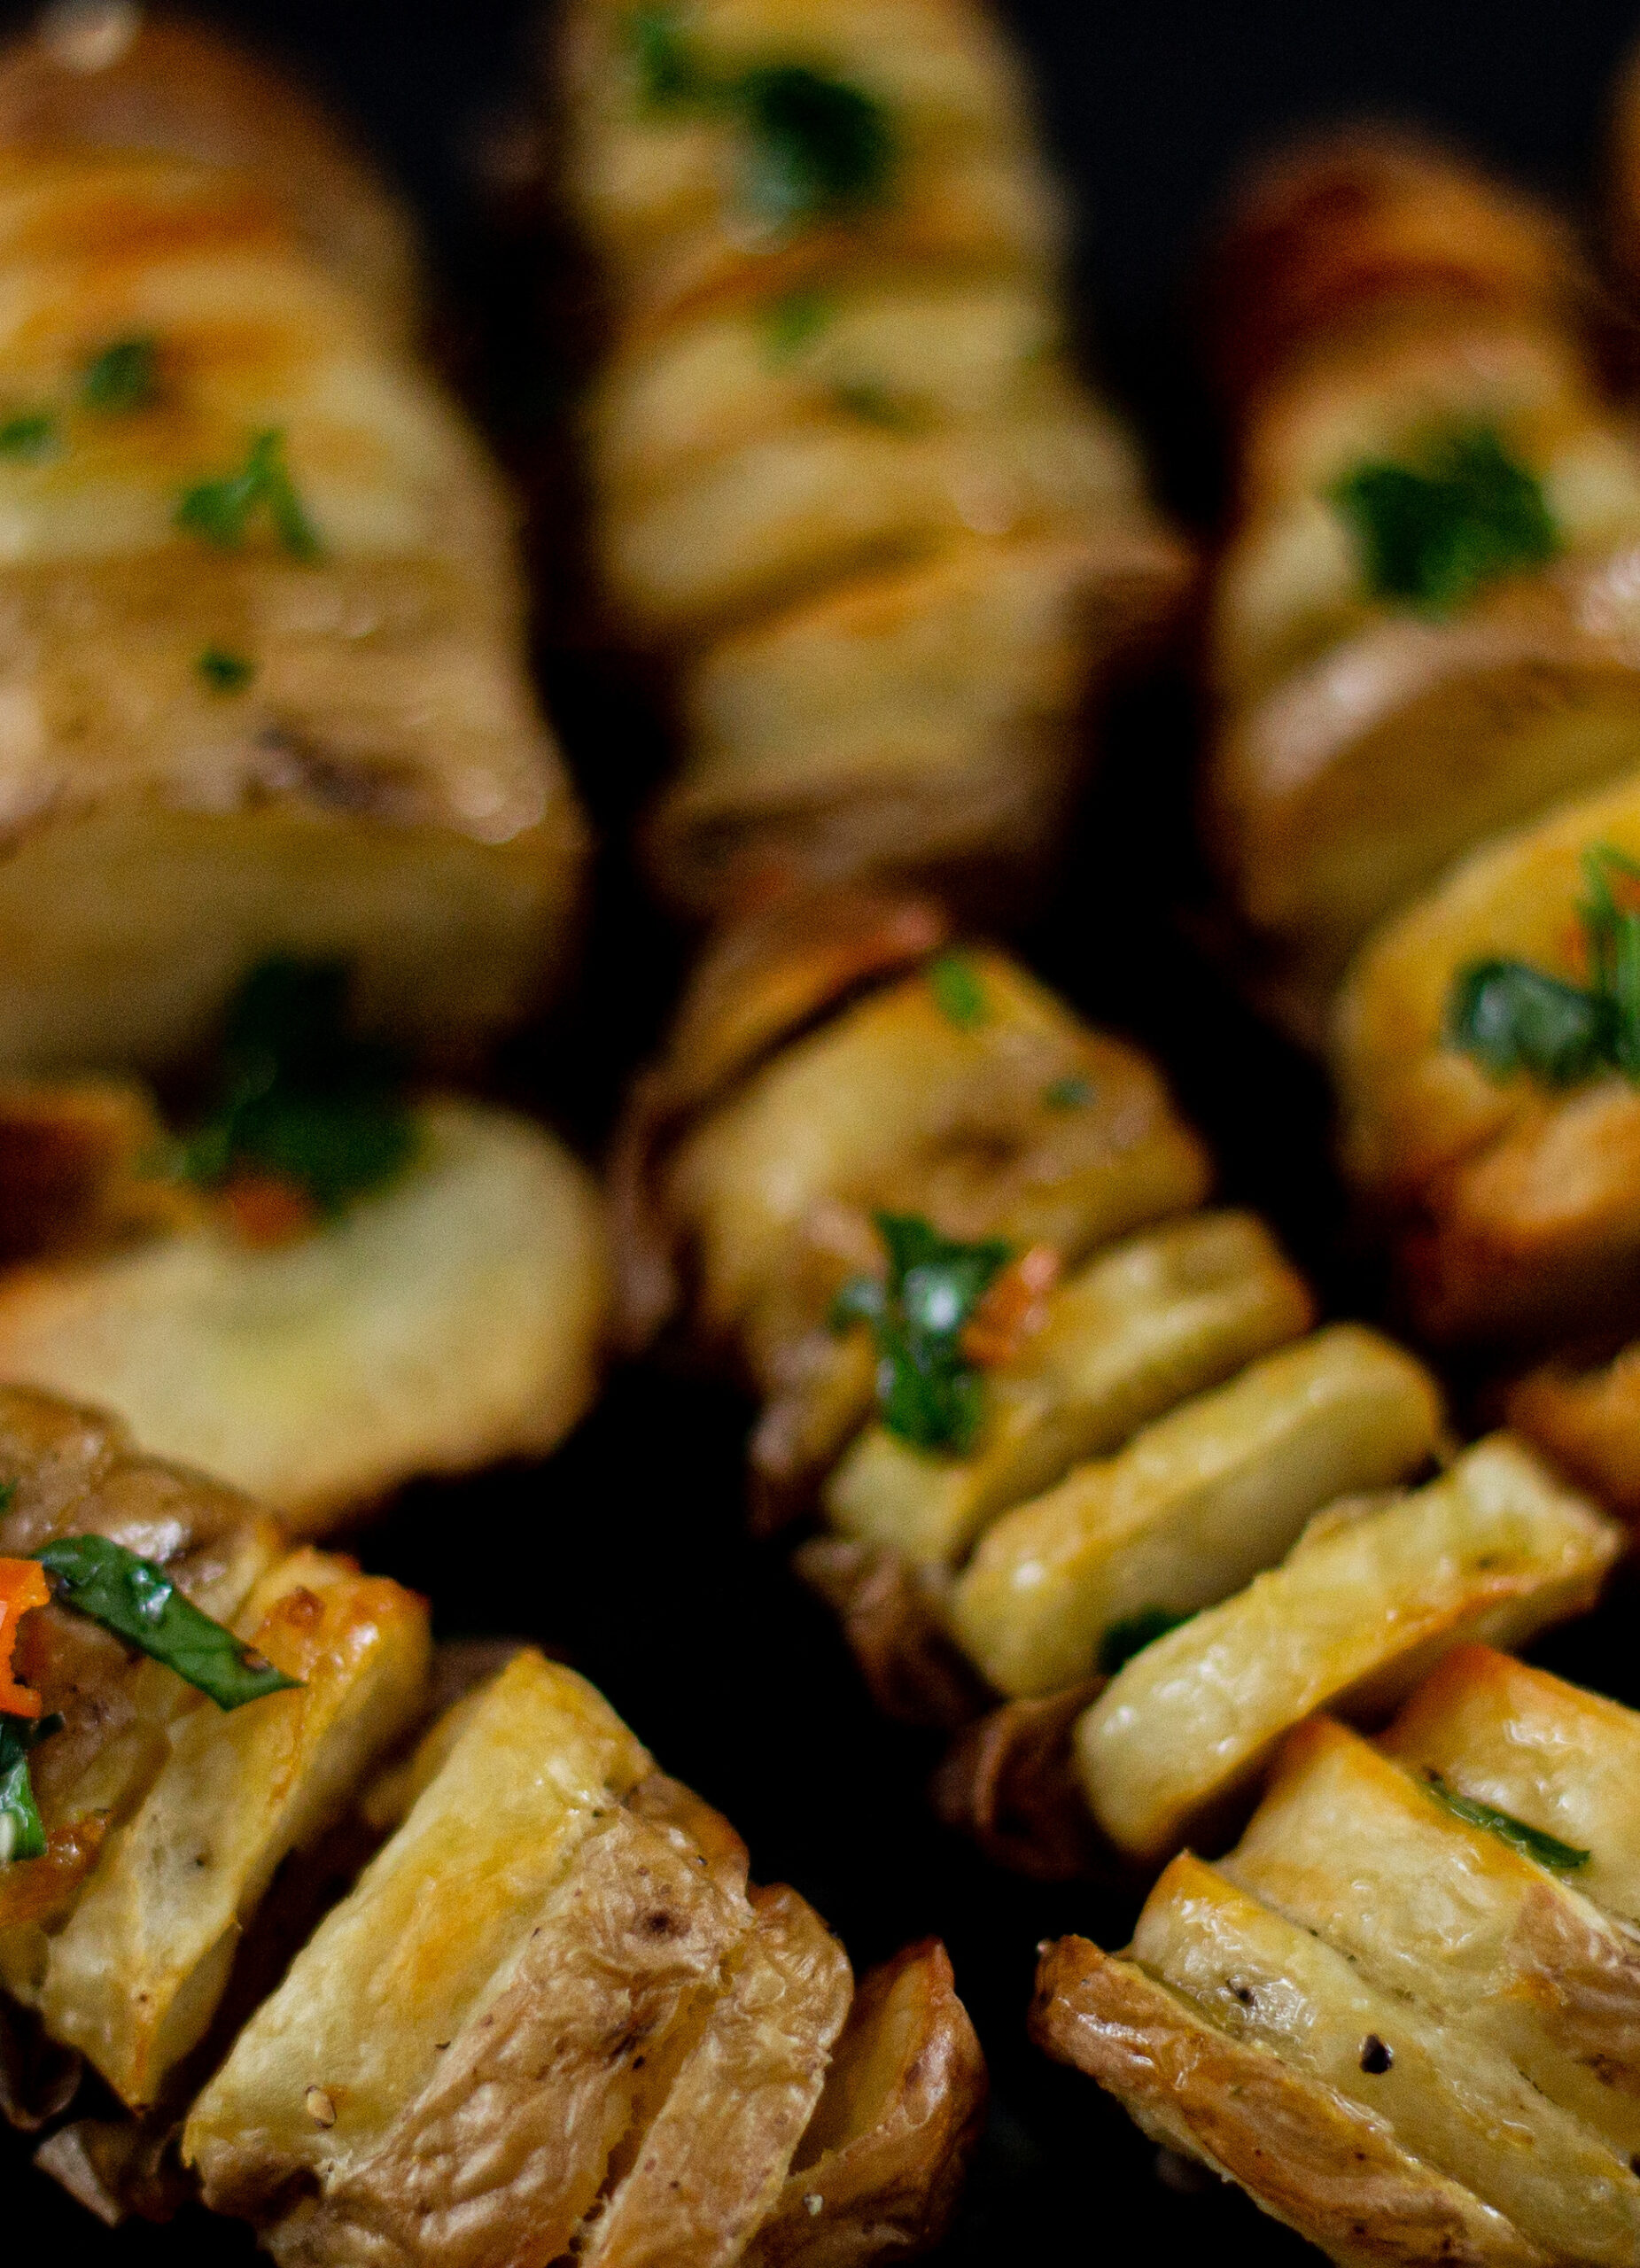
[1030,1932,1547,2268]
[0,1078,198,1265]
[747,1940,986,2267]
[1226,1715,1640,2157]
[1134,1852,1640,2264]
[36,1547,431,2109]
[0,1100,610,1532]
[1382,1645,1640,1933]
[1506,1340,1640,1518]
[183,1649,655,2217]
[1076,1433,1620,1860]
[826,1210,1313,1569]
[952,1323,1442,1699]
[669,950,1209,1352]
[579,1884,852,2268]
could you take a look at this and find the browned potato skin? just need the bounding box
[1030,1935,1546,2268]
[1507,1342,1640,1517]
[0,1078,199,1264]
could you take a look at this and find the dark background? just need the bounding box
[10,3,1640,2261]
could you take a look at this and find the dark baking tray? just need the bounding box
[8,4,1640,2258]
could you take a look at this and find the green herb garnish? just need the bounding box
[928,952,987,1031]
[763,286,834,359]
[170,959,416,1217]
[1044,1076,1095,1111]
[0,1480,15,1516]
[197,646,256,695]
[0,1713,58,1864]
[831,1213,1010,1453]
[1449,844,1640,1089]
[34,1536,298,1712]
[1332,425,1558,614]
[0,413,55,460]
[626,3,711,106]
[81,336,159,413]
[175,429,321,559]
[1423,1769,1589,1873]
[1098,1606,1192,1677]
[831,378,932,431]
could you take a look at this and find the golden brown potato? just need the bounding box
[0,16,584,1074]
[1505,1340,1640,1518]
[1203,131,1640,1036]
[0,1092,611,1532]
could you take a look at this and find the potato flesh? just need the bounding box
[183,1651,654,2204]
[0,1099,610,1529]
[1076,1434,1621,1860]
[1134,1852,1640,2266]
[1382,1645,1640,1934]
[36,1547,431,2109]
[579,1884,852,2268]
[1226,1715,1640,2158]
[1507,1342,1640,1519]
[823,1208,1313,1569]
[670,952,1208,1344]
[951,1323,1443,1698]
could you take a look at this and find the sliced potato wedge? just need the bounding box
[1076,1434,1620,1860]
[951,1324,1443,1699]
[1506,1340,1640,1518]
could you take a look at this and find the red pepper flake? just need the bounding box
[960,1245,1061,1370]
[0,1557,50,1717]
[222,1171,319,1247]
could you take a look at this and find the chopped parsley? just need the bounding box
[175,429,321,559]
[81,335,159,413]
[171,959,417,1218]
[1098,1606,1192,1677]
[831,378,932,431]
[0,413,55,460]
[928,952,987,1031]
[0,1713,55,1864]
[1044,1075,1095,1110]
[34,1535,299,1712]
[831,1214,1011,1453]
[0,1480,14,1514]
[622,8,894,228]
[763,286,834,359]
[1331,425,1558,614]
[197,646,256,695]
[1449,844,1640,1089]
[1423,1769,1589,1873]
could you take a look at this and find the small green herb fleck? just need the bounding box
[1448,844,1640,1091]
[762,287,834,359]
[928,953,987,1031]
[0,1480,15,1515]
[1044,1076,1095,1111]
[82,335,159,413]
[169,959,416,1217]
[1424,1770,1589,1873]
[175,430,321,559]
[1098,1606,1192,1677]
[625,4,711,106]
[34,1535,299,1712]
[836,1214,1011,1454]
[197,646,256,695]
[831,378,932,431]
[0,1712,56,1864]
[737,64,893,226]
[0,413,55,460]
[1332,425,1558,614]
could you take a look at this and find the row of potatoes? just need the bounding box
[5,0,1640,2264]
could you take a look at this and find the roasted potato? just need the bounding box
[559,0,1188,913]
[1038,1646,1640,2264]
[0,11,585,1073]
[1202,131,1640,1037]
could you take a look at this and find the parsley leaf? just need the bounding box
[0,413,55,460]
[763,287,834,359]
[197,646,256,695]
[928,952,987,1030]
[35,1536,299,1712]
[1423,1770,1589,1873]
[82,336,159,412]
[0,1712,56,1863]
[1332,425,1558,613]
[175,430,321,559]
[833,1213,1011,1453]
[626,4,711,105]
[832,378,933,431]
[1449,844,1640,1090]
[1044,1075,1095,1110]
[1098,1605,1193,1677]
[172,959,416,1217]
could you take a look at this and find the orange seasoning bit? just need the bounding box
[961,1245,1061,1371]
[0,1557,51,1718]
[222,1170,319,1247]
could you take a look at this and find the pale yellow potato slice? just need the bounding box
[1226,1716,1640,2162]
[1030,1933,1547,2268]
[184,1649,655,2215]
[0,1099,610,1531]
[1076,1434,1620,1861]
[951,1323,1443,1699]
[36,1546,431,2109]
[669,949,1209,1348]
[579,1884,853,2268]
[826,1210,1314,1570]
[1133,1851,1640,2265]
[1382,1645,1640,1932]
